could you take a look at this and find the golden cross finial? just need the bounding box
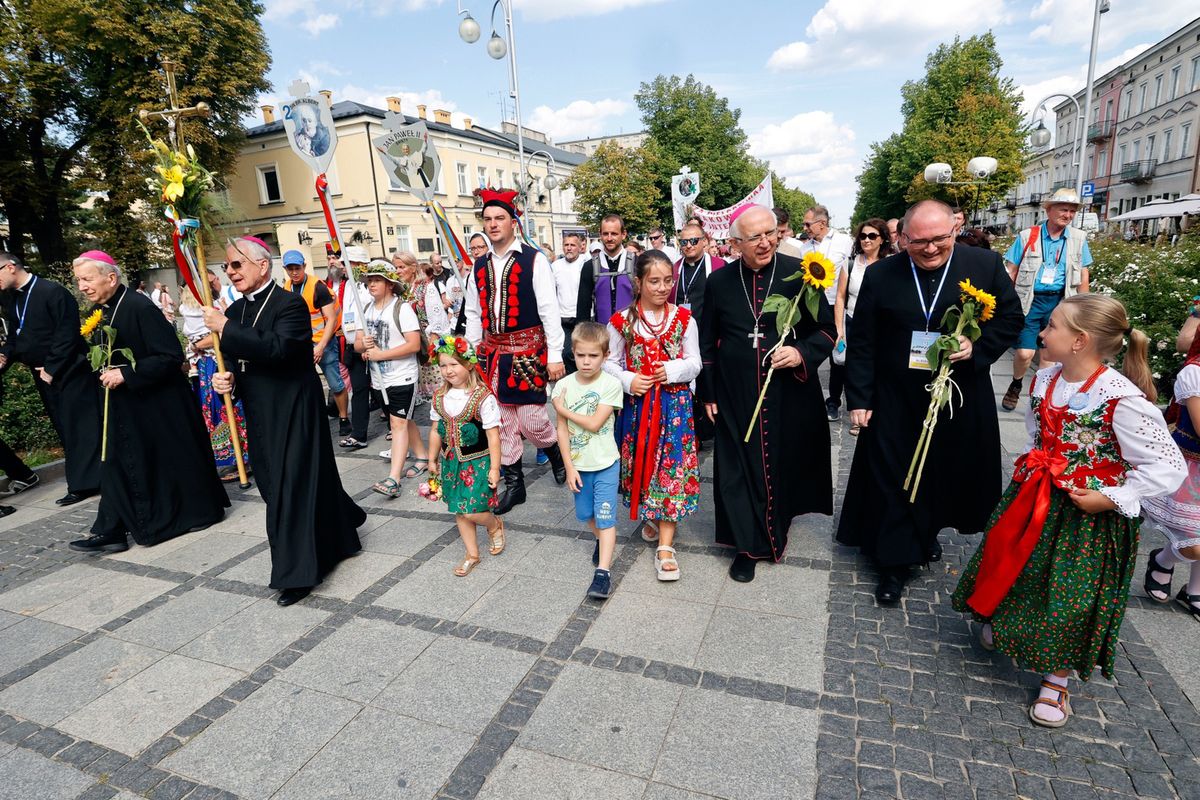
[138,59,210,150]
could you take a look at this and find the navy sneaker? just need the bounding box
[587,569,611,599]
[592,540,600,566]
[536,449,549,465]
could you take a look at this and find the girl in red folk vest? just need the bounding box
[605,250,702,581]
[953,295,1184,728]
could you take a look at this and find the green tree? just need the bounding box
[852,34,1026,223]
[566,140,661,234]
[0,0,271,269]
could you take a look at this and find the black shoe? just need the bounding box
[56,490,97,507]
[826,401,841,422]
[1001,379,1023,412]
[729,553,757,582]
[277,587,312,606]
[0,505,14,518]
[875,569,907,605]
[326,394,338,418]
[338,418,352,437]
[68,534,129,553]
[927,540,943,563]
[1144,548,1174,602]
[592,539,600,566]
[586,569,612,599]
[494,463,527,515]
[542,443,567,485]
[3,474,39,495]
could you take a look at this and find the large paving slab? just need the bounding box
[108,586,257,652]
[478,747,648,800]
[0,747,94,800]
[178,598,328,672]
[0,617,81,678]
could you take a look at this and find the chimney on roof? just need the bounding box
[433,108,451,125]
[416,104,427,120]
[386,96,402,114]
[463,117,473,130]
[319,89,332,107]
[261,105,275,124]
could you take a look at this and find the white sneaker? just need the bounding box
[379,449,391,459]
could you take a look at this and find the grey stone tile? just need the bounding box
[0,747,94,800]
[642,784,722,800]
[715,561,830,619]
[213,500,268,538]
[374,557,502,619]
[0,617,81,677]
[430,528,544,573]
[478,746,648,800]
[0,609,25,631]
[284,617,436,703]
[213,549,270,585]
[0,636,163,725]
[625,550,730,604]
[36,572,177,631]
[654,690,818,800]
[105,532,200,566]
[0,563,115,620]
[1126,608,1200,708]
[178,599,328,672]
[373,636,536,734]
[110,588,256,652]
[581,591,714,667]
[359,517,455,557]
[312,552,405,601]
[517,664,681,777]
[694,606,826,692]
[274,707,473,799]
[460,574,582,641]
[504,535,599,585]
[161,679,361,800]
[784,514,835,561]
[149,533,260,574]
[59,655,241,756]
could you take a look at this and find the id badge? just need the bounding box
[908,331,940,370]
[1039,267,1056,285]
[679,303,692,312]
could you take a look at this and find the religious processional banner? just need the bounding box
[671,167,700,232]
[281,86,337,175]
[372,118,442,204]
[693,173,775,239]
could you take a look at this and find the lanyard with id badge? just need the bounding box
[908,252,954,371]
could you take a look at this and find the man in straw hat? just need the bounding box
[1000,187,1091,411]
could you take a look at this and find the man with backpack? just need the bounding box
[576,214,636,325]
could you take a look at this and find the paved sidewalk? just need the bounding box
[0,360,1197,800]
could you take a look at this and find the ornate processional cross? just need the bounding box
[138,60,210,151]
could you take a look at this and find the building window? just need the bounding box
[1138,83,1147,113]
[456,163,468,195]
[395,225,411,252]
[417,238,435,253]
[1147,134,1156,161]
[1192,56,1200,92]
[1153,74,1163,107]
[1182,123,1193,160]
[1104,98,1113,121]
[1097,149,1107,177]
[1169,66,1181,100]
[1086,153,1094,179]
[1122,88,1133,119]
[477,166,487,189]
[1117,144,1127,170]
[1131,139,1141,161]
[496,169,505,188]
[1163,129,1174,161]
[256,164,282,204]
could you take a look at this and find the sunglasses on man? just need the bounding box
[678,237,703,247]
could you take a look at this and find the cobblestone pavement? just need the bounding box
[0,361,1198,799]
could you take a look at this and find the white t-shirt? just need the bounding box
[360,297,420,389]
[550,256,587,318]
[429,387,501,429]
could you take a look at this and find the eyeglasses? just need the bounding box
[224,260,255,272]
[858,232,880,241]
[802,220,827,228]
[649,234,664,241]
[731,231,777,247]
[679,237,703,247]
[904,233,955,249]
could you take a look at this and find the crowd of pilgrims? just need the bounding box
[0,193,1196,731]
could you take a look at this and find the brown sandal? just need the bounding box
[454,555,482,577]
[1029,680,1071,728]
[487,519,506,555]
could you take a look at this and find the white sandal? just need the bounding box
[641,520,660,543]
[655,546,680,581]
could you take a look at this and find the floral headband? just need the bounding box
[429,334,478,365]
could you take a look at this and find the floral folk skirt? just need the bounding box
[440,453,496,515]
[196,355,250,471]
[952,483,1139,680]
[618,386,700,522]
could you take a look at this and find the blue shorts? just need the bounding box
[573,461,620,529]
[1017,292,1063,351]
[319,343,346,392]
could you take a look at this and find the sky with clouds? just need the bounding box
[254,0,1198,225]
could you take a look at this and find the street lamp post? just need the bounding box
[923,157,998,226]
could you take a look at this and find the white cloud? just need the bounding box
[527,99,630,141]
[301,13,340,35]
[748,111,860,225]
[768,0,1009,72]
[512,0,668,21]
[1016,43,1151,117]
[1029,0,1198,47]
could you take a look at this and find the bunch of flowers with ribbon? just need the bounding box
[82,312,136,462]
[742,251,836,442]
[903,279,997,501]
[428,334,479,365]
[417,475,443,502]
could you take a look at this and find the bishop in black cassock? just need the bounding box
[837,201,1023,604]
[68,254,228,553]
[699,207,837,582]
[0,253,101,505]
[207,237,364,607]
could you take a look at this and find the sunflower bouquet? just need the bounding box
[743,252,835,442]
[80,309,135,462]
[902,279,996,502]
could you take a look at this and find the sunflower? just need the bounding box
[799,252,836,291]
[79,309,104,337]
[958,279,997,323]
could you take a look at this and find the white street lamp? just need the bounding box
[458,12,480,43]
[922,158,997,224]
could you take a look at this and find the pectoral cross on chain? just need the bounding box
[238,359,248,374]
[748,326,765,347]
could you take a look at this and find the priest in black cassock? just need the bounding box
[0,252,101,505]
[837,201,1023,604]
[68,252,228,553]
[699,206,837,582]
[206,237,364,607]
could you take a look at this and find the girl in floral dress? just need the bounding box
[605,250,702,581]
[426,335,504,576]
[952,294,1184,728]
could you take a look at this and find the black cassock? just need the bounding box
[699,254,837,561]
[837,245,1023,567]
[91,286,229,544]
[220,284,364,590]
[0,276,101,494]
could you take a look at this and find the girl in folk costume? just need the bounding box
[1142,307,1200,619]
[426,335,504,576]
[952,295,1185,728]
[605,250,702,580]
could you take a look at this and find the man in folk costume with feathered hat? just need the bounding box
[463,189,567,512]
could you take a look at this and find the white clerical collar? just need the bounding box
[247,279,274,299]
[490,238,524,258]
[602,249,625,265]
[16,272,34,291]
